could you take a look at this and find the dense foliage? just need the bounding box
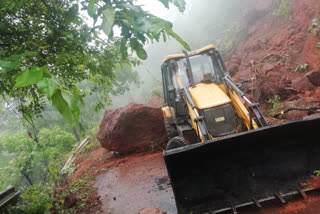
[0,127,75,190]
[0,0,188,212]
[0,0,188,125]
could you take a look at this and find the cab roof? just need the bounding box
[162,44,216,63]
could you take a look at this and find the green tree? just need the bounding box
[0,127,76,189]
[0,0,188,125]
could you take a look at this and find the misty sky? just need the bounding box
[137,0,192,21]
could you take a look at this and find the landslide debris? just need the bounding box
[224,0,320,121]
[96,102,166,155]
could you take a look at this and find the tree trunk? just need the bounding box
[72,127,80,141]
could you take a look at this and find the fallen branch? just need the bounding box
[60,138,91,175]
[274,107,320,118]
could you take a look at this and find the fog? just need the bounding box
[111,0,258,107]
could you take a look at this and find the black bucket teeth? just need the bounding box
[207,188,320,214]
[164,115,320,214]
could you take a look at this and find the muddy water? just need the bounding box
[94,152,176,214]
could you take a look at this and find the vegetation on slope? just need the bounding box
[0,0,189,212]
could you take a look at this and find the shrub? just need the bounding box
[9,183,55,214]
[0,127,76,190]
[150,84,163,98]
[295,63,309,72]
[268,95,283,114]
[272,0,291,17]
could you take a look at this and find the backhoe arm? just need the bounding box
[182,86,211,141]
[223,75,268,127]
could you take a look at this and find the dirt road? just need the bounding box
[94,152,176,214]
[72,148,320,214]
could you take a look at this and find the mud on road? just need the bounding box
[94,152,176,214]
[71,147,320,214]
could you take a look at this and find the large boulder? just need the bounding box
[292,76,314,92]
[96,103,166,155]
[305,70,320,86]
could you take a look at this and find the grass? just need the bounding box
[295,63,309,72]
[314,170,320,176]
[272,0,292,17]
[268,95,283,114]
[150,140,162,151]
[308,18,320,54]
[150,84,163,98]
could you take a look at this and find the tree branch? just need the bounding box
[274,106,320,118]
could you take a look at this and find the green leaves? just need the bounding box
[14,66,44,88]
[0,51,36,73]
[158,0,186,12]
[129,38,148,59]
[51,90,79,124]
[102,4,115,36]
[159,0,169,8]
[136,46,148,60]
[14,66,80,124]
[167,30,191,50]
[0,59,21,73]
[171,0,186,12]
[1,0,190,128]
[87,0,189,59]
[37,78,59,98]
[61,90,80,119]
[88,0,99,18]
[272,0,291,17]
[120,38,128,58]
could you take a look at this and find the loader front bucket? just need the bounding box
[163,115,320,214]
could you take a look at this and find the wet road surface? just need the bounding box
[94,152,176,214]
[93,151,320,214]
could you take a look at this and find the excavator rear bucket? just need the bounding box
[163,115,320,214]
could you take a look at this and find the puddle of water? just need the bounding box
[94,153,176,214]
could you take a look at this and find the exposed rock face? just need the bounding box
[224,0,320,118]
[96,103,166,155]
[227,64,240,76]
[226,55,242,76]
[292,76,315,92]
[306,70,320,86]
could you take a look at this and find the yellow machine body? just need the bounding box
[161,45,320,214]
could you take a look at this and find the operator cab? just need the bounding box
[161,45,239,141]
[161,45,230,117]
[175,53,225,86]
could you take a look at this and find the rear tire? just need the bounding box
[166,136,186,150]
[164,117,178,140]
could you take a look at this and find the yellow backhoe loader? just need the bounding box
[161,45,320,214]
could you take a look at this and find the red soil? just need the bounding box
[94,151,174,214]
[146,96,164,108]
[68,145,169,214]
[243,197,320,214]
[227,0,320,119]
[307,175,320,189]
